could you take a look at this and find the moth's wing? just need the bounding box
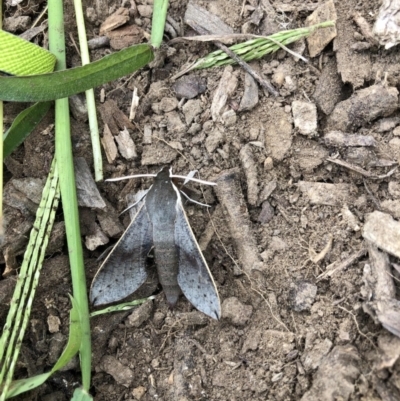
[175,202,221,319]
[90,201,153,306]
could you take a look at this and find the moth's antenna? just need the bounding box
[106,174,157,182]
[170,174,216,186]
[179,190,211,208]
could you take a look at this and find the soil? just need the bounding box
[2,0,400,400]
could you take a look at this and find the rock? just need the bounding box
[298,181,357,206]
[289,281,317,312]
[239,73,259,111]
[182,99,202,125]
[141,142,178,165]
[221,297,253,325]
[262,330,295,359]
[292,140,328,172]
[327,85,398,132]
[69,94,88,121]
[11,178,45,204]
[324,131,376,147]
[363,211,400,259]
[305,0,337,57]
[172,75,207,99]
[126,301,153,328]
[381,199,400,219]
[264,106,292,161]
[301,338,333,371]
[152,97,178,114]
[264,157,274,171]
[241,328,262,353]
[137,5,152,18]
[132,386,147,400]
[389,181,400,198]
[164,111,186,134]
[313,56,342,115]
[292,101,317,136]
[221,109,237,127]
[101,355,135,387]
[257,201,274,224]
[373,0,400,49]
[374,116,400,132]
[181,311,209,326]
[47,315,61,333]
[300,346,360,401]
[205,127,225,153]
[3,16,31,32]
[85,224,109,250]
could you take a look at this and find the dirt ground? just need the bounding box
[3,0,400,400]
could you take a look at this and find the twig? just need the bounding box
[189,21,279,97]
[327,157,398,179]
[317,247,366,280]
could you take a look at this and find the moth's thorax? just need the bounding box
[145,169,179,231]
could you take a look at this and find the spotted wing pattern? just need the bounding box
[90,201,153,306]
[175,201,221,319]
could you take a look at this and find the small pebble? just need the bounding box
[289,280,317,312]
[222,297,253,326]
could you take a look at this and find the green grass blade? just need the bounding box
[0,44,154,102]
[73,0,103,182]
[90,297,155,317]
[48,0,92,390]
[151,0,169,48]
[71,388,93,401]
[3,102,52,158]
[5,297,82,398]
[0,160,60,401]
[192,21,335,70]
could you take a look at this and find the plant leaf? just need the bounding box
[3,102,52,158]
[71,388,93,401]
[5,297,82,398]
[0,44,154,102]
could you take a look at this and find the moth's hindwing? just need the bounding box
[90,201,153,306]
[174,201,221,319]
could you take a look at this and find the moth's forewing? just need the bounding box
[174,199,221,320]
[90,201,153,306]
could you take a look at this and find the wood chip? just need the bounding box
[101,123,118,163]
[99,99,135,134]
[115,128,138,160]
[100,8,129,35]
[327,157,398,179]
[211,66,238,122]
[214,168,263,274]
[305,0,337,57]
[184,0,234,35]
[107,24,144,50]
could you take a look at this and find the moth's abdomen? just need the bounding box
[154,245,180,306]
